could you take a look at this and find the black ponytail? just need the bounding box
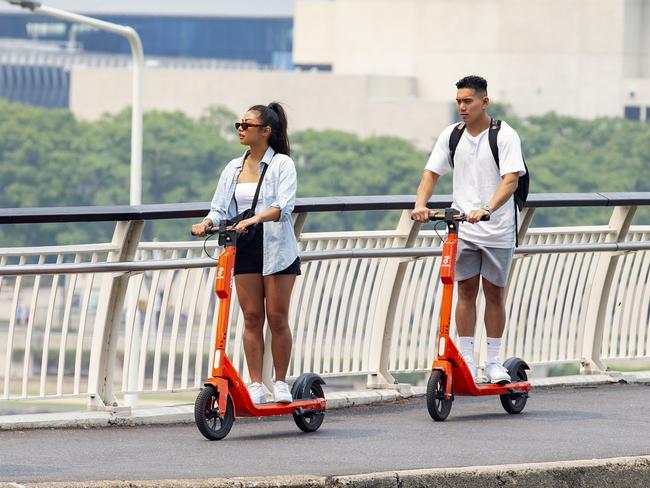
[248,102,291,156]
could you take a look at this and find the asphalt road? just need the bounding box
[1,383,649,483]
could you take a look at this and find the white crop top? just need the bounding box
[234,182,258,213]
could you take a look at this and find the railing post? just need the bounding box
[87,220,144,410]
[367,210,420,389]
[292,212,308,238]
[580,206,637,374]
[517,207,535,246]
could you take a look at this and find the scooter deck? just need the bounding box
[456,380,531,396]
[238,398,327,417]
[433,362,532,397]
[432,339,532,398]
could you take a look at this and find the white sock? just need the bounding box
[458,336,475,366]
[486,336,502,364]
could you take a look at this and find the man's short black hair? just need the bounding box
[456,75,488,96]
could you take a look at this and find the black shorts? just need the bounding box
[234,225,301,276]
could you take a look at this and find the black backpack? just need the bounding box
[448,118,530,245]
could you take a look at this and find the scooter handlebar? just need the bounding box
[425,212,490,222]
[191,226,220,237]
[411,212,490,222]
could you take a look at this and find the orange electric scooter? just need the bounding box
[423,208,531,421]
[192,223,326,440]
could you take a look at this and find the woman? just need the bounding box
[191,102,300,404]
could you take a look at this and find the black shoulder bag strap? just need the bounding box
[250,162,269,213]
[448,122,466,168]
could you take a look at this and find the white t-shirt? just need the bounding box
[424,121,526,248]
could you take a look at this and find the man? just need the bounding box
[412,75,526,383]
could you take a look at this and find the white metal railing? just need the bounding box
[0,194,649,410]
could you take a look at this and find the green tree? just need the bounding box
[1,97,649,247]
[292,130,451,231]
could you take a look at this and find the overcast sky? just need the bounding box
[0,0,294,17]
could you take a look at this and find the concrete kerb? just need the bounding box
[0,371,647,431]
[2,455,650,487]
[333,455,650,488]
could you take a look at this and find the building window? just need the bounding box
[294,64,333,72]
[624,105,641,121]
[0,14,294,68]
[646,107,650,123]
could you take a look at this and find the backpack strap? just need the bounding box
[448,122,465,168]
[514,197,519,248]
[451,120,501,167]
[488,118,501,167]
[487,118,522,247]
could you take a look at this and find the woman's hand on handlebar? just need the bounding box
[411,206,431,223]
[466,208,490,224]
[233,215,260,234]
[191,220,213,237]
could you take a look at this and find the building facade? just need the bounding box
[68,67,449,149]
[3,0,650,149]
[294,0,650,122]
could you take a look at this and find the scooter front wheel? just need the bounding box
[291,373,326,433]
[194,385,234,440]
[426,370,453,421]
[500,358,529,414]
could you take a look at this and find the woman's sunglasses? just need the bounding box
[235,122,265,131]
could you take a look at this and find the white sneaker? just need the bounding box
[466,362,477,383]
[461,356,477,383]
[273,380,293,403]
[485,362,511,384]
[247,382,271,404]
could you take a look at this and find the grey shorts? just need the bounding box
[455,238,514,288]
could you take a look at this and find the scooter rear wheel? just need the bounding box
[427,370,453,421]
[194,385,234,440]
[500,362,528,414]
[292,374,325,433]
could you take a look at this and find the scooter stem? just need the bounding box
[212,240,237,377]
[438,218,459,350]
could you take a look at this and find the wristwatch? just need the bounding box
[480,204,493,215]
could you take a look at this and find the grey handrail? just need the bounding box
[2,192,650,224]
[1,241,649,276]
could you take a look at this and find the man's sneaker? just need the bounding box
[485,362,511,384]
[273,380,293,403]
[247,382,271,404]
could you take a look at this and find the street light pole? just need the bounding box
[6,0,144,205]
[5,1,146,410]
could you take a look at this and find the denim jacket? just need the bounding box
[205,146,299,275]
